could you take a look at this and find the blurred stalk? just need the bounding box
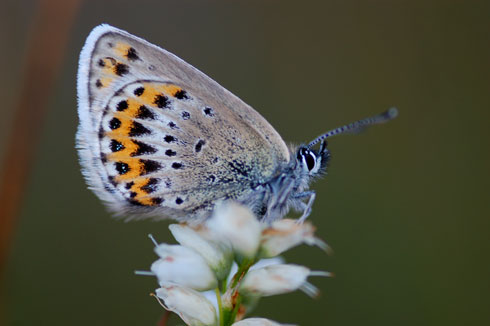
[0,0,81,324]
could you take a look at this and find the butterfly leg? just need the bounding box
[295,191,316,223]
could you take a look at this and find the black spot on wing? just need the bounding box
[152,197,164,205]
[140,159,162,174]
[203,107,214,116]
[115,162,130,175]
[126,47,140,61]
[164,135,176,143]
[109,118,121,130]
[129,122,151,137]
[134,87,145,96]
[165,149,177,157]
[136,105,155,120]
[141,178,159,193]
[154,94,169,108]
[110,139,125,152]
[117,100,128,111]
[174,89,188,99]
[195,140,205,153]
[171,162,182,169]
[181,111,190,120]
[115,63,129,76]
[131,140,157,156]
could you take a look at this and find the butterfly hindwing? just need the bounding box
[77,24,290,221]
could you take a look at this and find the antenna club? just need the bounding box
[386,107,399,119]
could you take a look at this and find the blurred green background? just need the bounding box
[1,0,489,325]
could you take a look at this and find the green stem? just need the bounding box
[231,258,255,288]
[221,279,227,293]
[215,287,224,326]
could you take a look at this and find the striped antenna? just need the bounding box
[307,107,398,148]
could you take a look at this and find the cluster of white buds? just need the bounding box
[139,202,332,326]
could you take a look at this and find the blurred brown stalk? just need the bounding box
[0,0,81,324]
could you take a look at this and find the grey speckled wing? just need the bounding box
[77,24,290,221]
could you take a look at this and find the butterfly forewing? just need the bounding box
[77,25,290,221]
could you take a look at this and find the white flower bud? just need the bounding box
[156,283,217,326]
[232,318,295,326]
[151,244,217,291]
[260,219,330,258]
[207,202,262,258]
[240,264,330,297]
[169,224,233,281]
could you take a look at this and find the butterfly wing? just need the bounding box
[77,24,290,221]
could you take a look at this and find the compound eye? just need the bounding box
[298,148,316,171]
[305,152,316,171]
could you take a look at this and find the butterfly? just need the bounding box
[76,24,397,223]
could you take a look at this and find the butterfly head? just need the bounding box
[295,107,398,178]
